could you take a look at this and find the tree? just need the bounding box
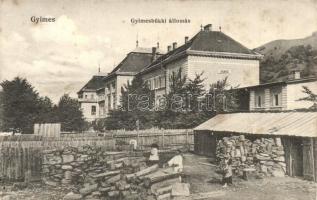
[208,77,241,112]
[297,86,317,110]
[158,70,214,129]
[120,75,154,112]
[0,77,44,133]
[56,94,86,132]
[99,75,156,130]
[185,72,206,111]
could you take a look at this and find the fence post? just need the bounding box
[186,129,189,148]
[162,130,165,149]
[137,130,140,150]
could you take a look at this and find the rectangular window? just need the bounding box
[151,79,154,90]
[162,76,166,88]
[107,95,111,110]
[146,80,151,89]
[112,93,116,109]
[272,93,281,106]
[258,96,261,107]
[91,106,96,115]
[256,96,262,107]
[274,94,279,106]
[158,76,162,88]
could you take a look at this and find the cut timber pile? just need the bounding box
[43,145,183,199]
[216,135,286,178]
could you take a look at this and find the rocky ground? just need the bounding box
[0,153,316,200]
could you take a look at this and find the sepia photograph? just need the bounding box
[0,0,316,199]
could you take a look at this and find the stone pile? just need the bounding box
[216,135,286,178]
[42,145,183,199]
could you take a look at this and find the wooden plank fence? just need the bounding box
[0,129,192,181]
[34,123,61,137]
[109,129,194,150]
[0,135,116,181]
[62,129,194,150]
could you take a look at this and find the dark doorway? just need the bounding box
[290,137,304,177]
[194,132,217,159]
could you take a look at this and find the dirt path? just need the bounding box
[183,153,317,200]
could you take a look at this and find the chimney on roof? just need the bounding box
[157,42,160,49]
[185,36,189,44]
[289,70,301,80]
[151,47,157,62]
[172,42,177,50]
[204,24,212,32]
[167,45,171,52]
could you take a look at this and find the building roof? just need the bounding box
[140,28,262,74]
[78,47,160,94]
[194,112,317,137]
[240,77,317,89]
[110,51,155,74]
[77,75,107,93]
[190,31,255,54]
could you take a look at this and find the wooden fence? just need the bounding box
[0,135,116,181]
[34,123,61,137]
[109,129,194,150]
[0,129,192,181]
[62,129,194,150]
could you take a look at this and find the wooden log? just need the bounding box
[98,186,113,193]
[151,177,180,193]
[114,162,123,169]
[125,164,159,180]
[91,170,120,178]
[198,162,216,167]
[191,191,225,199]
[143,170,180,187]
[79,183,98,195]
[106,157,129,165]
[155,185,172,196]
[156,192,171,200]
[106,174,121,184]
[108,190,120,197]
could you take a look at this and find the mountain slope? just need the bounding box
[254,32,317,83]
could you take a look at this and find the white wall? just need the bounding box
[188,55,259,90]
[80,102,99,122]
[116,75,134,106]
[286,81,317,110]
[165,57,188,93]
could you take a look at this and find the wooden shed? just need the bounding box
[194,112,317,181]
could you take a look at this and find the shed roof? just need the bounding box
[194,112,317,137]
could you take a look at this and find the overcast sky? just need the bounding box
[0,0,316,103]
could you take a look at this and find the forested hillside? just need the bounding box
[254,32,317,83]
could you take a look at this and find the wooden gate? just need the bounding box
[194,131,217,159]
[303,138,315,181]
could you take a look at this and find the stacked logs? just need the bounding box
[42,145,182,199]
[216,135,286,178]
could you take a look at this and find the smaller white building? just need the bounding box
[77,75,107,122]
[248,73,317,111]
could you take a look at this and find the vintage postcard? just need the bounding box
[0,0,316,199]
